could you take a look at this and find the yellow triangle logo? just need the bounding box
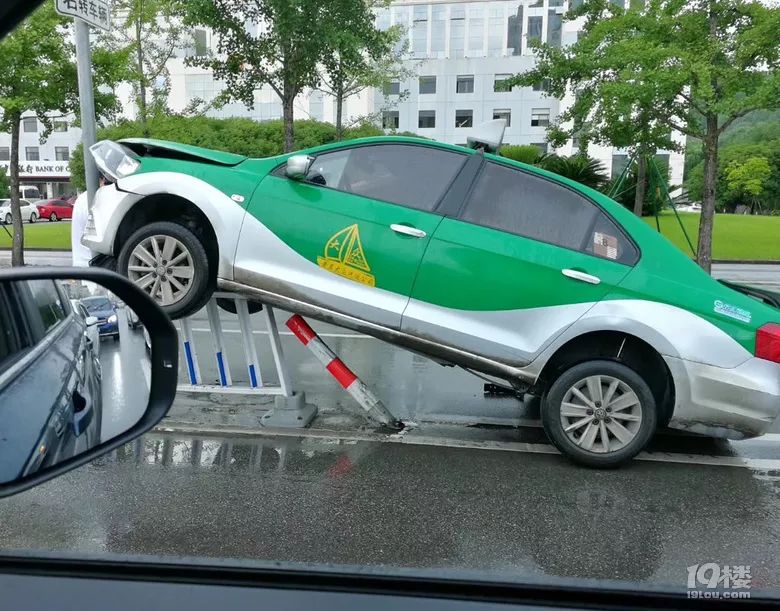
[317,224,375,286]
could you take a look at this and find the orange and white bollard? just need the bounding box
[286,314,402,429]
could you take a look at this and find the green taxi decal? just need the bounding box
[317,224,376,287]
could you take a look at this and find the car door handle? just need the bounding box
[390,224,426,238]
[562,269,601,285]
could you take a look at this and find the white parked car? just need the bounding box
[0,198,39,224]
[70,298,101,360]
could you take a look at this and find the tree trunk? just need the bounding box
[282,93,295,153]
[136,12,149,136]
[697,116,719,273]
[335,82,344,141]
[633,154,647,217]
[9,114,24,267]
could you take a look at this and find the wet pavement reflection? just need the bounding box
[1,430,779,592]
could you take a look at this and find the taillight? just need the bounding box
[756,323,780,363]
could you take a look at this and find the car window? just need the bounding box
[81,296,112,313]
[26,280,67,334]
[305,144,466,212]
[460,161,638,264]
[0,284,29,373]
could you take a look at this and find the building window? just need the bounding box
[194,29,208,56]
[467,5,485,55]
[531,108,550,127]
[55,147,69,161]
[532,79,551,92]
[419,76,436,94]
[547,10,562,47]
[532,142,549,155]
[383,81,400,96]
[412,5,428,57]
[493,109,511,127]
[611,154,629,177]
[507,5,524,56]
[418,110,436,129]
[549,0,564,6]
[382,111,399,129]
[0,147,8,161]
[456,75,474,93]
[53,120,68,132]
[488,6,504,57]
[450,5,465,55]
[431,4,446,54]
[527,16,543,46]
[22,117,37,132]
[494,74,513,92]
[455,110,473,128]
[25,146,40,161]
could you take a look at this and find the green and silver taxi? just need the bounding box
[84,134,780,467]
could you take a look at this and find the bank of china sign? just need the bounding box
[0,161,71,178]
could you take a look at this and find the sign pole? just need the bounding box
[74,17,99,210]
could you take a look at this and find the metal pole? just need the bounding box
[74,18,99,210]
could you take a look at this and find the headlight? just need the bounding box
[89,140,140,181]
[108,314,117,323]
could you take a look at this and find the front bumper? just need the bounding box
[81,183,142,256]
[665,355,780,439]
[98,321,119,337]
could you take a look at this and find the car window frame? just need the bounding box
[455,158,641,266]
[0,280,74,394]
[272,142,471,216]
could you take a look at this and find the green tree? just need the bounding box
[181,0,335,152]
[500,144,544,164]
[0,5,124,265]
[511,1,678,218]
[724,156,772,213]
[317,2,408,139]
[538,154,610,190]
[100,0,189,135]
[0,167,9,199]
[515,0,780,273]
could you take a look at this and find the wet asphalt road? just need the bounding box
[98,307,151,441]
[1,430,780,593]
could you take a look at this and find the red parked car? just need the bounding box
[35,197,74,222]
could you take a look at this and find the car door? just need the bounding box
[403,159,639,367]
[234,142,470,329]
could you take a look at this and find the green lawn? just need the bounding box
[0,221,72,250]
[643,211,780,261]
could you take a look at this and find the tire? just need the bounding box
[4,214,10,224]
[541,359,657,468]
[113,335,120,342]
[29,212,37,223]
[216,298,263,315]
[117,221,212,320]
[50,212,58,222]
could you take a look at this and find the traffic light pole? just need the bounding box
[74,17,99,211]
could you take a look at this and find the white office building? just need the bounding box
[0,114,81,199]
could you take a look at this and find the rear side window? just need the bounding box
[27,280,67,334]
[460,162,638,264]
[305,144,466,212]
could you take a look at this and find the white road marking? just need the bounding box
[190,327,371,339]
[154,422,780,470]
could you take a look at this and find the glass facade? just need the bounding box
[379,1,567,60]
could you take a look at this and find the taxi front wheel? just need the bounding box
[541,359,657,468]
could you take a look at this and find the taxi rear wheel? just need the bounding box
[541,359,657,468]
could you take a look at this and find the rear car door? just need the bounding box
[235,143,469,329]
[403,159,639,366]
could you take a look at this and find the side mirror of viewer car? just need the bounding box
[0,267,178,498]
[285,154,313,180]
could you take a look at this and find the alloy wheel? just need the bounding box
[559,375,643,454]
[127,234,195,306]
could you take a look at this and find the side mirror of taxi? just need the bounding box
[285,155,313,180]
[0,267,178,498]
